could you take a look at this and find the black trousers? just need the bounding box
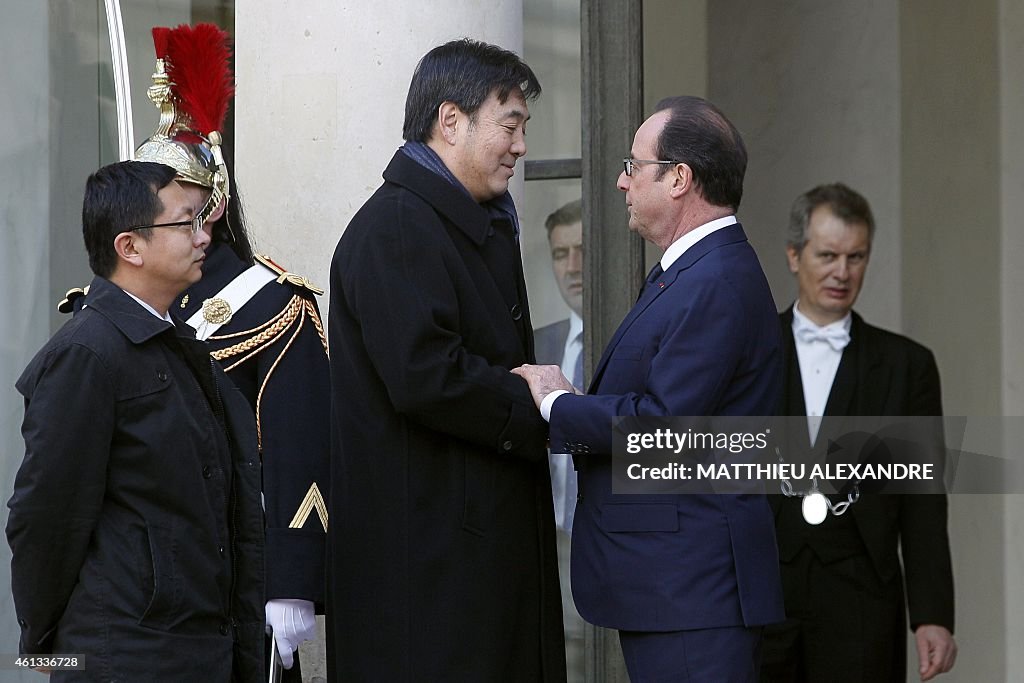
[760,546,906,683]
[619,625,763,683]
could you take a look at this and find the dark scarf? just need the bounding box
[400,140,521,238]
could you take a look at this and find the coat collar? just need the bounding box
[84,275,192,345]
[382,150,495,246]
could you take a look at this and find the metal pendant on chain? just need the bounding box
[777,448,860,525]
[801,491,829,525]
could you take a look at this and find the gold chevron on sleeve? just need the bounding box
[288,482,328,532]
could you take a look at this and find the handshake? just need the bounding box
[511,364,581,409]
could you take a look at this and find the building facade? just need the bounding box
[2,1,1022,680]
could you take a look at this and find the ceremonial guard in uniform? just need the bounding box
[60,24,329,679]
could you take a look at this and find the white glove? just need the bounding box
[265,599,316,669]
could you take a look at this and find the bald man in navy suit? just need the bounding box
[515,96,784,683]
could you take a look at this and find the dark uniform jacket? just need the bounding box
[327,151,566,682]
[6,276,265,682]
[177,242,330,605]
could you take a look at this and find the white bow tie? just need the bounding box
[795,323,851,352]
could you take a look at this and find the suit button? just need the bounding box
[510,304,522,321]
[219,623,230,636]
[218,545,225,555]
[18,619,26,627]
[202,466,212,479]
[577,493,583,502]
[157,370,168,381]
[502,440,513,452]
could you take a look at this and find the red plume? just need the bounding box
[164,23,235,141]
[151,26,170,60]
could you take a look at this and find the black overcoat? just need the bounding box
[7,276,265,681]
[326,151,566,682]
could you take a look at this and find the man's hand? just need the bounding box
[266,599,316,669]
[914,623,956,681]
[511,364,576,408]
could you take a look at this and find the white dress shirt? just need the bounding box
[124,290,174,323]
[791,301,851,444]
[549,312,583,533]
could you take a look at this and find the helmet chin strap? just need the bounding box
[196,189,237,246]
[193,141,233,243]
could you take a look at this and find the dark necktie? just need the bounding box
[638,262,664,300]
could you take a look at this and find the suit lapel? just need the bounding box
[779,308,807,417]
[823,344,857,418]
[779,309,816,458]
[845,312,888,415]
[587,267,671,390]
[824,312,889,417]
[588,224,749,391]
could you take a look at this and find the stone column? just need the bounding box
[901,1,1004,679]
[236,0,524,307]
[709,0,902,330]
[1000,0,1024,678]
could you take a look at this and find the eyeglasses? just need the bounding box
[622,158,680,177]
[127,217,203,234]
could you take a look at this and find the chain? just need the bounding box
[777,448,860,517]
[209,298,302,363]
[304,298,329,358]
[205,295,326,450]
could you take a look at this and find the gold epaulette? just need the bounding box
[57,285,90,314]
[255,253,324,296]
[206,272,329,452]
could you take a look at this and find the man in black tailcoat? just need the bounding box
[761,183,956,683]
